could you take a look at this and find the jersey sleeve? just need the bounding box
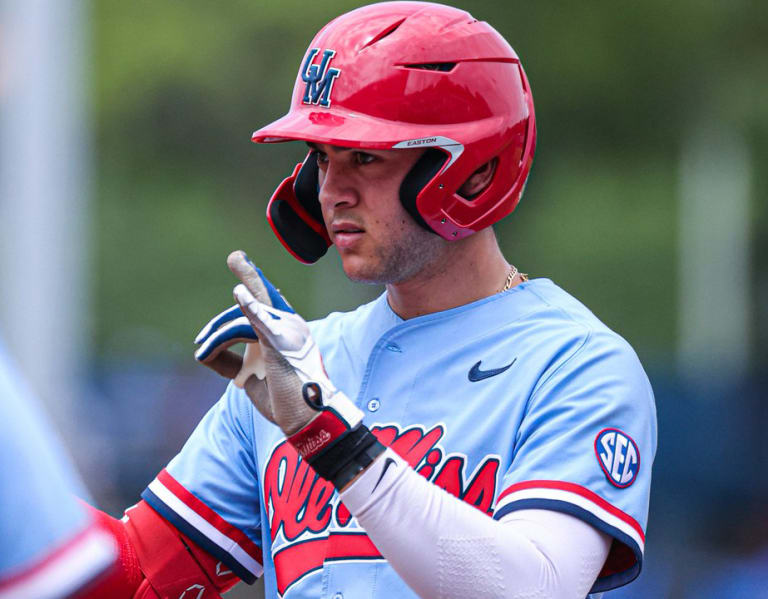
[0,348,116,599]
[492,328,657,593]
[141,382,264,584]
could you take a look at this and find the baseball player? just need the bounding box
[0,338,116,598]
[84,2,657,598]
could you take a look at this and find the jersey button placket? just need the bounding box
[360,340,403,413]
[368,340,401,414]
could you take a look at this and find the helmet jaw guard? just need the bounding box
[255,1,537,262]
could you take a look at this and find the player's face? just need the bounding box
[312,143,447,285]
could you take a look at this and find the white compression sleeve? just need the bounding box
[341,448,612,599]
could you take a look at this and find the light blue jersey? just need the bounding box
[0,341,115,598]
[144,279,657,598]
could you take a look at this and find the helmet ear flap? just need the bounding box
[399,149,448,233]
[293,151,324,224]
[266,153,331,264]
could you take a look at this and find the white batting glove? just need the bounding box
[195,251,384,488]
[194,304,264,384]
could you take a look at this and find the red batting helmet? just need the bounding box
[252,1,536,264]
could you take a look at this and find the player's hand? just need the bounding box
[196,251,382,487]
[194,304,259,381]
[226,251,364,437]
[192,256,288,415]
[193,257,300,429]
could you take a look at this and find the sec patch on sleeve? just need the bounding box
[595,428,640,488]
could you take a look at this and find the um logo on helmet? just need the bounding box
[300,48,341,107]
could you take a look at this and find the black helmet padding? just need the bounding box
[267,148,449,263]
[399,149,449,233]
[266,155,330,264]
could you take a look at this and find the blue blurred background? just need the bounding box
[1,1,766,596]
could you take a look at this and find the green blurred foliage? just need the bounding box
[91,0,767,366]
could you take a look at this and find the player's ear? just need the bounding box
[458,158,498,199]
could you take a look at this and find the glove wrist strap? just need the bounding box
[287,409,354,460]
[330,436,385,490]
[289,419,385,490]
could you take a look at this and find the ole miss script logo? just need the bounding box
[263,424,500,594]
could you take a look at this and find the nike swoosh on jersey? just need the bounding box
[468,358,517,382]
[372,457,397,493]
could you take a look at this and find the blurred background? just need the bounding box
[1,0,766,596]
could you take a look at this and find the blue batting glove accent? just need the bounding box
[256,266,295,314]
[241,253,295,315]
[194,305,244,345]
[194,317,259,362]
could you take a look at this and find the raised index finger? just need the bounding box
[226,250,294,313]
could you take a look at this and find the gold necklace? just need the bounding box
[499,265,529,292]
